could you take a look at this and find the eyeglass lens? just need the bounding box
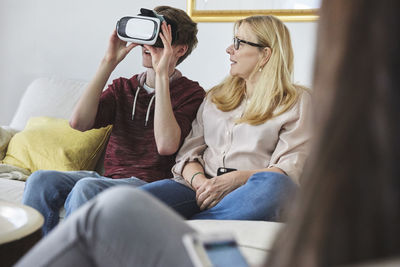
[234,37,240,50]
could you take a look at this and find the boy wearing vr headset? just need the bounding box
[22,6,205,235]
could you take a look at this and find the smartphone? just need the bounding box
[183,232,249,267]
[217,167,237,176]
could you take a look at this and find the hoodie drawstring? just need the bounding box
[131,86,141,120]
[132,86,156,127]
[145,95,155,126]
[131,70,181,126]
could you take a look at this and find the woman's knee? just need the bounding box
[246,172,297,205]
[140,179,195,202]
[140,179,177,193]
[248,171,296,188]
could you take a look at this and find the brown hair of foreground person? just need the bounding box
[266,0,400,266]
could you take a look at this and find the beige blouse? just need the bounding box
[172,89,313,186]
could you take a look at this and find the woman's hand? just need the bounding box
[104,30,137,67]
[143,22,173,76]
[195,171,246,210]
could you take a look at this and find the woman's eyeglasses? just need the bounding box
[233,37,266,50]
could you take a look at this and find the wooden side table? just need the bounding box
[0,201,44,267]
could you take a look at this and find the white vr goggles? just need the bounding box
[116,8,177,47]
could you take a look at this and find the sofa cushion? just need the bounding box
[0,179,25,204]
[2,117,112,179]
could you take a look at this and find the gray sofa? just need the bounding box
[0,77,282,266]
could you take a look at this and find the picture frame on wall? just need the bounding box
[187,0,320,22]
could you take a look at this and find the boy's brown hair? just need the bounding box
[155,6,198,65]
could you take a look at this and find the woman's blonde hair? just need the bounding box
[208,15,301,125]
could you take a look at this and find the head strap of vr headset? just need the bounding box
[139,8,165,23]
[138,8,177,44]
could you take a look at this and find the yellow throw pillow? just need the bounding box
[1,117,112,174]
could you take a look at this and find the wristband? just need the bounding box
[190,171,203,187]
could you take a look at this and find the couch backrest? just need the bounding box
[10,77,88,131]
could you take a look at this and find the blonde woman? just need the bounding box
[139,15,313,220]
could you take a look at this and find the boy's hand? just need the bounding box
[143,22,173,76]
[104,30,137,66]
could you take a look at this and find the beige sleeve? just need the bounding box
[171,99,207,178]
[268,90,313,184]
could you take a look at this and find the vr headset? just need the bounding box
[116,8,177,48]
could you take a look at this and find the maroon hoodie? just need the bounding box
[93,73,205,182]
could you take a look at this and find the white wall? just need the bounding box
[0,0,317,126]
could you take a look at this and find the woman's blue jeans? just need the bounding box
[140,171,298,221]
[22,170,146,235]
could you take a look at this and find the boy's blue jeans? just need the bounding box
[140,171,297,221]
[22,170,146,235]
